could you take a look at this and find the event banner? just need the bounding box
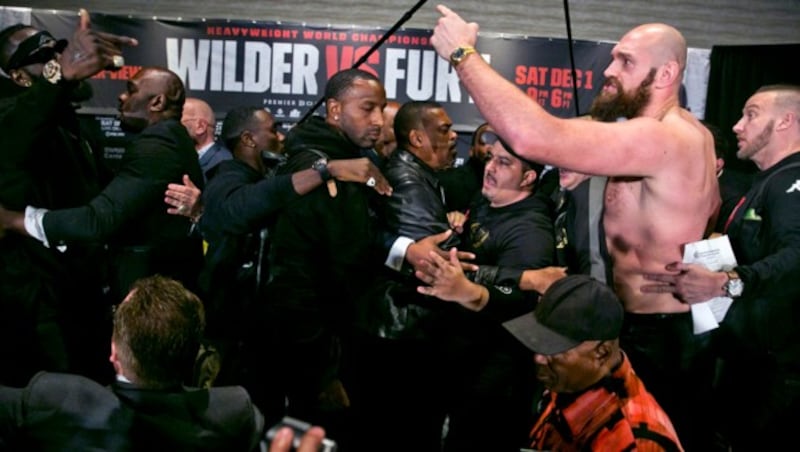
[31,9,612,130]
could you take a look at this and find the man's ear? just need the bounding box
[409,129,425,148]
[657,61,680,88]
[240,130,255,148]
[327,98,341,122]
[594,340,613,364]
[775,110,796,132]
[521,169,538,189]
[109,340,122,375]
[150,93,167,113]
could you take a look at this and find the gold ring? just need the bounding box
[112,55,125,68]
[177,204,188,214]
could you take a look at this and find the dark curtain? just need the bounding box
[705,44,800,172]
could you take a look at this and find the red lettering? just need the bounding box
[515,66,527,84]
[325,45,379,79]
[550,89,573,109]
[583,70,593,90]
[105,65,142,81]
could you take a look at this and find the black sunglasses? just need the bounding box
[13,45,58,69]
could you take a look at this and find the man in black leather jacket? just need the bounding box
[349,101,462,452]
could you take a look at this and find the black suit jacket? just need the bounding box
[41,118,205,298]
[0,372,265,451]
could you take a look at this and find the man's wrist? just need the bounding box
[464,284,489,311]
[326,160,345,181]
[722,270,743,298]
[449,45,478,67]
[311,158,332,182]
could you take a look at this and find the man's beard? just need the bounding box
[590,68,656,121]
[737,119,773,161]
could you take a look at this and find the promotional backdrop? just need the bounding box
[31,10,613,131]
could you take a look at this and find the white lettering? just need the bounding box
[383,48,406,99]
[290,44,319,96]
[165,38,320,94]
[406,49,435,100]
[383,47,491,102]
[224,41,242,91]
[210,41,224,91]
[165,38,211,89]
[244,42,271,92]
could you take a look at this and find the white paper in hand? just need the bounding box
[682,235,737,334]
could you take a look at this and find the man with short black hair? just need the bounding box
[240,69,392,443]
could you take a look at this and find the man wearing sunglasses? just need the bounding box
[0,10,136,386]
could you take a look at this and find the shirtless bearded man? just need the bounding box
[430,5,720,450]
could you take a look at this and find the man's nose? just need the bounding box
[732,118,744,134]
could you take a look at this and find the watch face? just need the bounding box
[450,47,466,65]
[726,279,743,297]
[42,59,62,83]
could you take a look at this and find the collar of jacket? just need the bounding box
[394,148,440,184]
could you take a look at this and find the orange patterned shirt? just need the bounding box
[529,352,683,451]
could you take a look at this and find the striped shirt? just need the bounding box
[529,352,683,451]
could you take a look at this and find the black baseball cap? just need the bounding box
[502,275,623,355]
[2,30,67,73]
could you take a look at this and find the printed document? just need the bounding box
[682,235,737,334]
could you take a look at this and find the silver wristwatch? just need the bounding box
[724,270,743,298]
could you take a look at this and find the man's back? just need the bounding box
[603,107,719,313]
[41,118,205,298]
[0,372,264,451]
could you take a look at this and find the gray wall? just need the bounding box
[4,0,800,49]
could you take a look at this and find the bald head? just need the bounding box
[153,68,185,117]
[624,23,686,73]
[182,97,216,148]
[118,67,185,132]
[184,98,215,125]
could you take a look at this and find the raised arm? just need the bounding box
[430,5,688,178]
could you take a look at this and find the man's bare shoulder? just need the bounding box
[653,107,711,166]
